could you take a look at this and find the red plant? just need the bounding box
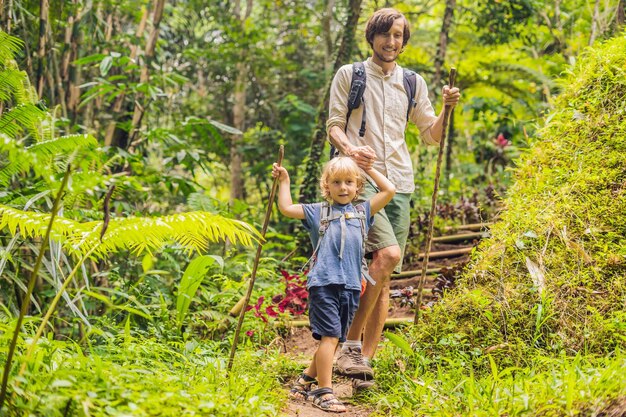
[247,269,309,323]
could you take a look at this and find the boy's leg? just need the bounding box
[338,186,410,377]
[315,336,339,388]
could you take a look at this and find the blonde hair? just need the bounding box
[319,157,364,202]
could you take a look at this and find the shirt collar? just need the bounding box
[365,58,399,78]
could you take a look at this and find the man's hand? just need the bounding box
[442,85,461,107]
[348,145,376,170]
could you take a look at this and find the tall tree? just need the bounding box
[229,0,253,205]
[299,0,363,203]
[36,0,48,98]
[128,0,166,152]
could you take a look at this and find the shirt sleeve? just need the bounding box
[409,74,439,145]
[326,64,353,134]
[301,203,322,246]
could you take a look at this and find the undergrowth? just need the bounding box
[0,327,285,416]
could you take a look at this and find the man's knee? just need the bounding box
[372,245,401,272]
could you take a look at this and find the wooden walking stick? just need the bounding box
[414,69,457,323]
[227,145,284,372]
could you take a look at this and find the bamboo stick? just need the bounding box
[432,231,487,243]
[392,268,440,279]
[444,222,491,232]
[416,247,472,259]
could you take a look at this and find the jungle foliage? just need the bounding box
[0,0,625,415]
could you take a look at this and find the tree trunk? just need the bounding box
[615,0,625,29]
[36,0,49,99]
[230,62,246,203]
[104,6,148,147]
[299,0,363,203]
[229,0,253,204]
[1,0,13,34]
[589,0,600,46]
[322,0,335,71]
[127,0,166,152]
[432,0,455,91]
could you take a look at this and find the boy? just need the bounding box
[271,157,394,412]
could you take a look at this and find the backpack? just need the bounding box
[303,202,375,294]
[330,61,418,158]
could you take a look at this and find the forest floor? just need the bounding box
[278,225,487,416]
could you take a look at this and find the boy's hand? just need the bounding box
[272,163,289,182]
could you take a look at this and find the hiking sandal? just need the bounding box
[309,387,346,413]
[288,373,317,400]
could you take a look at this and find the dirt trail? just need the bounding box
[280,224,489,416]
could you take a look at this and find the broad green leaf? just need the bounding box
[176,255,223,326]
[385,331,414,357]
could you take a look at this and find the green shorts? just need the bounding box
[357,181,411,272]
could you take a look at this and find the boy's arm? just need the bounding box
[365,167,395,215]
[272,164,305,219]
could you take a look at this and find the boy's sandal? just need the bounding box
[309,387,346,413]
[289,373,317,400]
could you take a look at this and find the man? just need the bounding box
[326,8,461,387]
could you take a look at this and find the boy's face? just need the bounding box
[326,173,359,205]
[371,18,404,66]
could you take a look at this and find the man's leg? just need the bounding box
[344,245,400,345]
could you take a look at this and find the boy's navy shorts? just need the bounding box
[308,284,360,342]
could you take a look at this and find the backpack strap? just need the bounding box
[347,62,367,137]
[355,204,376,286]
[331,62,367,159]
[402,69,417,120]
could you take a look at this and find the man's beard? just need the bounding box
[374,50,398,63]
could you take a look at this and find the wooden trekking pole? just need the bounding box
[227,145,284,372]
[414,68,457,323]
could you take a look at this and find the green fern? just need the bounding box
[0,204,261,258]
[0,104,46,140]
[0,134,97,187]
[0,32,22,64]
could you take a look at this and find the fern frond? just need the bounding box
[0,32,23,65]
[69,212,261,258]
[27,134,98,158]
[0,205,261,259]
[0,134,98,187]
[0,104,46,140]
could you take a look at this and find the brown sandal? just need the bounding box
[309,387,346,413]
[289,373,317,400]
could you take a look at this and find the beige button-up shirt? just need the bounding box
[327,58,438,194]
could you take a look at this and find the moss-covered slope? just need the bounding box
[419,35,626,355]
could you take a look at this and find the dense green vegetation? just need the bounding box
[0,0,624,415]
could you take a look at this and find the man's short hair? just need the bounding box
[365,8,410,48]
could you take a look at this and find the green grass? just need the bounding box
[1,331,286,416]
[371,334,626,416]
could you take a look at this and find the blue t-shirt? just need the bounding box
[302,201,374,291]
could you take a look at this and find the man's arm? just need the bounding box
[328,125,375,170]
[426,85,461,143]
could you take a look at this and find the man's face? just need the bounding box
[372,18,404,66]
